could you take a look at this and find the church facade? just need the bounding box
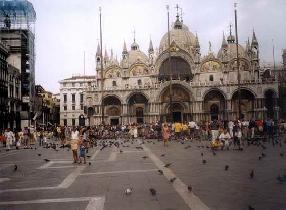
[84,13,279,125]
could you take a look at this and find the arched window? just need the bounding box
[112,81,117,87]
[209,75,214,81]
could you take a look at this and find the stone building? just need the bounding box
[59,75,96,126]
[84,12,280,125]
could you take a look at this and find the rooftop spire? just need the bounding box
[96,42,101,56]
[221,31,227,48]
[174,4,182,29]
[195,32,200,48]
[251,29,258,47]
[148,37,154,54]
[227,23,235,43]
[180,7,183,23]
[104,47,109,60]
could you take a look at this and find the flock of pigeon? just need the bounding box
[8,136,286,210]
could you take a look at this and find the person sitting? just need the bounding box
[211,138,221,150]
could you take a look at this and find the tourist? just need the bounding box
[4,128,15,151]
[233,122,242,149]
[162,123,170,147]
[219,128,231,150]
[22,127,30,149]
[79,139,87,164]
[70,127,80,163]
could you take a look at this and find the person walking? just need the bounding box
[70,127,80,163]
[4,128,15,151]
[162,123,170,147]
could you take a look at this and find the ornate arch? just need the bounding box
[228,58,251,71]
[129,63,150,77]
[126,91,149,104]
[231,87,257,99]
[202,88,227,101]
[263,88,278,98]
[102,94,123,105]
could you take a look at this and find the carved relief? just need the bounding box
[201,61,221,72]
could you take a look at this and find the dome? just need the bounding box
[217,43,246,60]
[128,49,149,65]
[159,21,196,53]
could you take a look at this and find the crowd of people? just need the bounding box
[1,118,286,161]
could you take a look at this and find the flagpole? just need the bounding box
[167,5,173,123]
[99,6,105,125]
[234,3,241,119]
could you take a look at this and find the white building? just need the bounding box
[59,75,96,126]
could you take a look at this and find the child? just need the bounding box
[79,140,87,164]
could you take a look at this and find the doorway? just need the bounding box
[110,118,119,125]
[136,107,144,124]
[173,112,182,122]
[210,104,219,121]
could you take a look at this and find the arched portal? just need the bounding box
[231,89,255,120]
[264,89,276,119]
[160,84,191,122]
[102,95,122,125]
[79,114,85,126]
[203,89,226,121]
[158,57,193,81]
[127,92,148,124]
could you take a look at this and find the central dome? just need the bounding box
[159,19,196,53]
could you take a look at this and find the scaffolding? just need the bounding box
[0,0,36,34]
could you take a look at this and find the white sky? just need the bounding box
[29,0,286,93]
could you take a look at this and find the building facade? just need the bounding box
[84,12,280,125]
[0,40,9,131]
[0,0,36,128]
[59,76,96,126]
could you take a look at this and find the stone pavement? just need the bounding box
[0,137,286,210]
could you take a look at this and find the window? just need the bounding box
[138,79,142,86]
[72,94,75,103]
[112,81,117,87]
[63,83,66,87]
[63,119,67,126]
[72,83,75,87]
[80,93,84,103]
[81,104,84,110]
[72,105,75,110]
[63,94,67,103]
[209,75,214,81]
[72,119,75,126]
[64,106,67,111]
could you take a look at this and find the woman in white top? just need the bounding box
[70,127,80,163]
[4,128,15,151]
[219,129,231,150]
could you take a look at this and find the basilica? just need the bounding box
[83,11,279,125]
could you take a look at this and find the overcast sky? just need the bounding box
[29,0,286,93]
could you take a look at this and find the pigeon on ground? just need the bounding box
[88,162,91,166]
[164,163,172,168]
[280,153,284,157]
[38,154,41,156]
[184,145,191,149]
[158,170,163,175]
[125,188,132,195]
[248,205,255,210]
[212,151,216,156]
[14,164,17,171]
[202,159,207,164]
[187,185,192,192]
[135,146,143,150]
[261,145,267,150]
[160,154,165,157]
[142,156,148,159]
[120,150,123,153]
[86,155,91,158]
[225,165,229,171]
[44,159,50,162]
[261,153,266,157]
[201,152,204,157]
[170,177,177,183]
[250,170,254,179]
[149,188,156,196]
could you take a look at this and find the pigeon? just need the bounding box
[184,145,191,149]
[225,165,229,171]
[280,153,284,157]
[164,163,172,168]
[201,152,204,157]
[44,159,50,162]
[135,146,143,150]
[212,151,216,156]
[258,156,262,160]
[149,188,156,196]
[206,146,210,149]
[14,164,18,171]
[158,170,163,175]
[120,150,123,153]
[261,145,267,150]
[250,170,254,179]
[160,154,165,157]
[170,177,177,183]
[86,155,91,158]
[261,153,266,157]
[187,185,192,192]
[88,162,91,166]
[248,205,255,210]
[125,188,132,195]
[202,159,207,164]
[142,156,148,159]
[38,154,42,156]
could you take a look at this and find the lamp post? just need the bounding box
[234,3,242,119]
